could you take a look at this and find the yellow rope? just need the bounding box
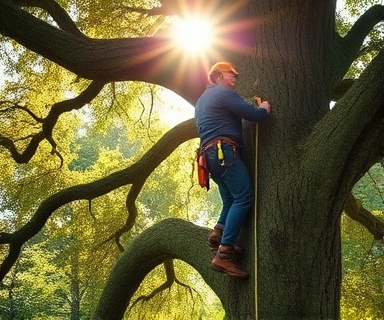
[254,123,259,320]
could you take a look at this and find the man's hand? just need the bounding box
[255,96,271,114]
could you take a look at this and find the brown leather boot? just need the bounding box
[211,245,248,279]
[208,227,223,253]
[208,228,243,256]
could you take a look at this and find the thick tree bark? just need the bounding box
[251,2,384,319]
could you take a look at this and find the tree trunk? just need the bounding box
[227,1,342,318]
[93,1,354,318]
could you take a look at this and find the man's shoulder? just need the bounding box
[205,84,237,98]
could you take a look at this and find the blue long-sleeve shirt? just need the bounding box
[195,84,268,147]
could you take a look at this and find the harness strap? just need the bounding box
[201,136,240,151]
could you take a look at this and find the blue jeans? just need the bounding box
[204,141,253,246]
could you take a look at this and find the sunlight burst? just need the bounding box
[172,17,214,55]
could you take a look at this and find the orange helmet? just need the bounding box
[209,62,239,75]
[208,61,239,83]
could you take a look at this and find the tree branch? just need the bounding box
[11,0,85,38]
[344,193,384,240]
[0,0,208,104]
[129,260,174,309]
[128,258,203,313]
[93,218,226,320]
[0,80,105,164]
[303,47,384,195]
[0,102,44,122]
[0,118,198,281]
[343,5,384,59]
[332,5,384,85]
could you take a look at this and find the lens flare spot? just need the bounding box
[172,18,214,54]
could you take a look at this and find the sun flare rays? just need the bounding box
[139,1,256,98]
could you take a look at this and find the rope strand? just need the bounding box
[254,123,259,320]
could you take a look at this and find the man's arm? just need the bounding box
[224,91,271,122]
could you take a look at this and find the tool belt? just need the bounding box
[196,137,240,191]
[201,136,239,151]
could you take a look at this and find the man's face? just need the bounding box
[217,71,238,89]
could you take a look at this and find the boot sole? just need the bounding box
[211,263,248,279]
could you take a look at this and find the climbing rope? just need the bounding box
[254,122,259,320]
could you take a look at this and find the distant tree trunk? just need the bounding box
[70,278,81,320]
[70,256,81,320]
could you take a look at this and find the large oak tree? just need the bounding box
[1,0,384,319]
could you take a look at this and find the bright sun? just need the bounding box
[172,17,214,55]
